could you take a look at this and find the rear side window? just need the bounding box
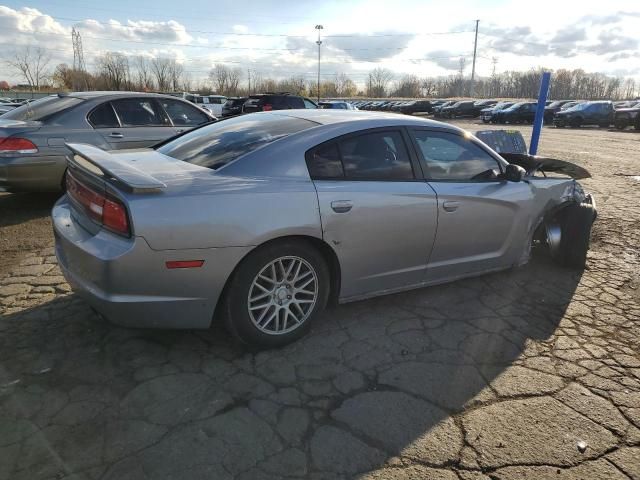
[340,131,413,180]
[307,130,414,181]
[88,103,119,128]
[287,97,304,109]
[306,143,344,178]
[111,99,168,127]
[2,96,84,121]
[157,114,316,170]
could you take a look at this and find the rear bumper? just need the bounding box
[0,154,67,192]
[53,196,251,329]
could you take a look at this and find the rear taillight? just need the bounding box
[66,172,130,237]
[262,104,273,111]
[0,137,38,154]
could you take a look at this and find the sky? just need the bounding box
[0,0,639,89]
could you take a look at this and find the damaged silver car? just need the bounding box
[53,110,596,347]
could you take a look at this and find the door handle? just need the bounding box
[442,201,460,212]
[108,132,123,139]
[331,200,353,213]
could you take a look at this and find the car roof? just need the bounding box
[62,91,182,100]
[268,109,456,129]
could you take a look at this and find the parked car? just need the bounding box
[0,92,215,192]
[440,101,479,118]
[193,95,227,117]
[243,93,318,113]
[491,102,537,124]
[553,101,614,128]
[221,97,248,117]
[480,102,514,123]
[53,109,596,347]
[614,104,640,130]
[0,102,19,115]
[399,100,433,115]
[544,100,574,123]
[319,101,356,110]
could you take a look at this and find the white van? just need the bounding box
[192,95,227,117]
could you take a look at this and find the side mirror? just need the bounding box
[504,164,526,182]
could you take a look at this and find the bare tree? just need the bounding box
[96,52,130,90]
[133,56,154,91]
[6,46,51,91]
[367,68,394,97]
[169,61,184,91]
[334,73,357,97]
[226,68,242,95]
[393,75,421,97]
[150,57,173,91]
[209,64,229,94]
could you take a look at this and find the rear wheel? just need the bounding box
[224,240,329,348]
[614,118,628,130]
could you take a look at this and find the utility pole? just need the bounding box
[315,24,323,103]
[470,19,479,97]
[247,68,251,94]
[71,27,88,91]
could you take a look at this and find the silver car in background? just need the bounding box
[0,92,215,192]
[53,110,596,347]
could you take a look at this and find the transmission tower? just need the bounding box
[71,27,87,90]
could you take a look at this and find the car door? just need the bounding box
[308,128,438,299]
[104,98,174,149]
[409,128,535,284]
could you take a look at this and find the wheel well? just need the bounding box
[212,235,342,326]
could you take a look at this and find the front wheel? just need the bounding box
[224,241,330,348]
[550,202,596,269]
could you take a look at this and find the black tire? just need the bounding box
[555,202,596,269]
[223,240,330,348]
[614,119,627,130]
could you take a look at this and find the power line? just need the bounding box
[3,10,474,38]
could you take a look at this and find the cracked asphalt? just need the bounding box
[1,121,639,479]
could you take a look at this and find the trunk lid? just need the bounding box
[0,119,42,136]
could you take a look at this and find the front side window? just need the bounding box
[111,99,168,127]
[157,113,316,170]
[286,97,305,109]
[412,130,501,181]
[158,99,209,126]
[88,102,119,128]
[303,99,318,109]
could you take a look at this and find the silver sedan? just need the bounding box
[0,92,215,192]
[53,110,596,347]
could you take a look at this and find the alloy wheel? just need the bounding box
[247,256,319,335]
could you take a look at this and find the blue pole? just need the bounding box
[529,71,551,155]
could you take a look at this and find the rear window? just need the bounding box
[157,113,317,170]
[2,96,84,121]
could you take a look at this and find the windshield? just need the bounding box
[565,103,589,112]
[504,102,523,111]
[157,113,317,170]
[1,96,84,121]
[547,101,563,108]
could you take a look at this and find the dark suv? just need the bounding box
[614,104,640,130]
[221,97,247,117]
[553,101,614,128]
[243,93,318,113]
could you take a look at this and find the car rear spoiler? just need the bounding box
[500,153,592,180]
[66,143,166,192]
